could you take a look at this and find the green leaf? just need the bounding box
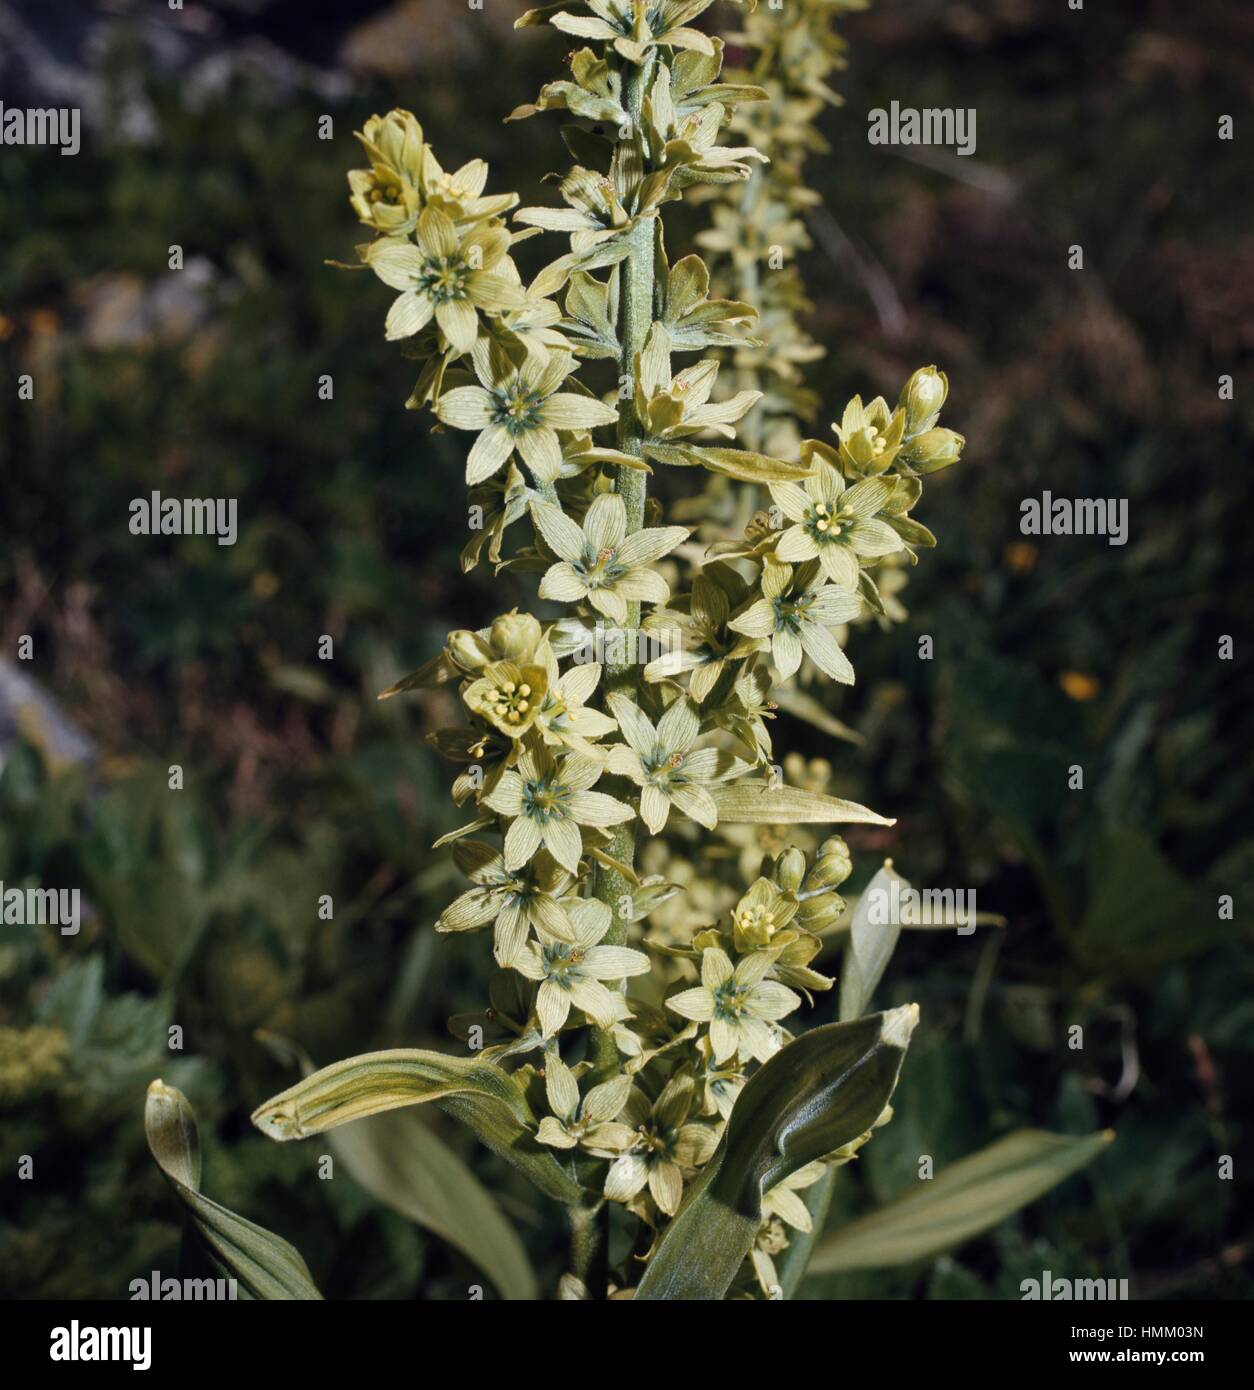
[145,1080,323,1300]
[635,1006,918,1301]
[809,1128,1114,1274]
[709,782,894,826]
[839,861,907,1021]
[257,1036,536,1299]
[1073,830,1222,975]
[251,1048,582,1204]
[332,1112,537,1299]
[771,685,864,745]
[682,445,813,482]
[377,650,460,699]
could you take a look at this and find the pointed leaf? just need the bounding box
[145,1080,323,1300]
[635,1007,918,1300]
[809,1129,1114,1274]
[709,782,894,826]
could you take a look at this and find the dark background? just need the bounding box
[0,0,1250,1299]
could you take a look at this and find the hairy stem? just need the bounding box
[595,54,656,938]
[567,1202,604,1293]
[589,54,657,1077]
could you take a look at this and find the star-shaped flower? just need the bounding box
[366,209,528,350]
[436,343,619,485]
[598,1073,719,1217]
[643,567,756,703]
[728,557,863,681]
[535,1054,635,1152]
[436,841,576,966]
[462,659,549,738]
[768,455,904,590]
[522,0,718,66]
[532,640,619,757]
[605,693,734,833]
[515,165,635,243]
[666,946,801,1064]
[511,897,650,1034]
[634,323,761,451]
[531,492,688,624]
[483,742,634,873]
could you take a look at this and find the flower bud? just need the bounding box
[361,109,425,183]
[773,847,807,893]
[808,836,852,891]
[898,366,948,436]
[796,894,845,932]
[490,610,542,662]
[899,427,965,475]
[447,629,492,673]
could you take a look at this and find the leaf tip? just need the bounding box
[880,1002,920,1049]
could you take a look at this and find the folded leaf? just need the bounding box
[839,861,907,1021]
[376,649,460,699]
[251,1048,581,1204]
[257,1036,537,1299]
[809,1128,1114,1274]
[709,782,894,826]
[635,1006,918,1300]
[145,1080,323,1300]
[683,445,814,483]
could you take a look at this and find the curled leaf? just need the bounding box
[251,1048,582,1204]
[145,1080,322,1300]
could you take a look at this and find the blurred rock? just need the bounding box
[75,256,217,349]
[0,659,97,774]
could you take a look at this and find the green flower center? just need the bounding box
[807,500,847,543]
[634,1122,677,1159]
[577,545,626,590]
[492,381,544,435]
[644,748,686,785]
[522,775,572,824]
[713,981,750,1020]
[772,594,814,634]
[542,941,586,985]
[419,255,471,303]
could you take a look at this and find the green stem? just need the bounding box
[597,57,656,906]
[589,54,657,1075]
[567,1203,603,1293]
